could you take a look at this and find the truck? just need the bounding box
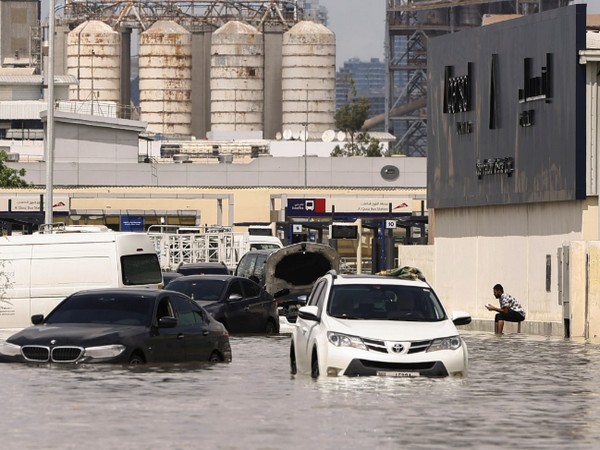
[0,231,162,329]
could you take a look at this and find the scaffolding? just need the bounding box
[385,0,572,157]
[60,1,306,30]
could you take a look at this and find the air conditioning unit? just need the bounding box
[6,153,20,162]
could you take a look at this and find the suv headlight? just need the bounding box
[327,332,367,350]
[427,336,462,352]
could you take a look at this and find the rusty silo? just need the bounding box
[139,20,192,136]
[282,21,336,135]
[210,21,264,132]
[67,20,121,104]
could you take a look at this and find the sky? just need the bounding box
[318,0,386,69]
[319,0,600,69]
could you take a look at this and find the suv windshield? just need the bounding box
[327,284,447,321]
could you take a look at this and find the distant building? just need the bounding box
[335,58,386,131]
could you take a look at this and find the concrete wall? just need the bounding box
[396,200,596,336]
[13,152,427,189]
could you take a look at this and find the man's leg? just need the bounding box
[495,319,504,334]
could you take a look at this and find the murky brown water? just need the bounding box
[1,331,600,449]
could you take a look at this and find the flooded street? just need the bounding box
[2,331,600,449]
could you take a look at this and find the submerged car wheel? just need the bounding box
[209,352,223,363]
[129,352,145,365]
[311,351,319,379]
[290,344,297,375]
[265,319,277,335]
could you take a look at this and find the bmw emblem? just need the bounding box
[392,343,404,353]
[50,339,56,345]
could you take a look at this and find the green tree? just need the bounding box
[0,150,31,187]
[332,75,385,157]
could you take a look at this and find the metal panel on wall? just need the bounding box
[427,5,586,209]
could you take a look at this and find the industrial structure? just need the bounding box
[385,0,571,156]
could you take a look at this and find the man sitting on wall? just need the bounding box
[485,284,525,334]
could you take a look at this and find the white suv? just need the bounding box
[290,270,471,378]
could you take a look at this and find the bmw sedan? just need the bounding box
[0,288,232,365]
[165,275,280,334]
[290,271,471,378]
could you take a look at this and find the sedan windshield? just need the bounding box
[327,284,447,321]
[45,293,155,326]
[167,279,225,301]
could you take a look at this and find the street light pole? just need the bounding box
[44,0,56,225]
[304,88,308,187]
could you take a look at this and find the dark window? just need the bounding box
[236,254,257,278]
[228,280,244,299]
[45,292,155,325]
[121,253,162,285]
[326,284,447,321]
[170,295,202,326]
[168,279,225,301]
[241,278,261,297]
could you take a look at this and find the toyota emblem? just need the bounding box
[392,343,404,353]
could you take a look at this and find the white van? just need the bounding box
[0,232,162,329]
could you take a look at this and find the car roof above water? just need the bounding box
[327,273,431,288]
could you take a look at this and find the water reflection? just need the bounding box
[1,332,600,449]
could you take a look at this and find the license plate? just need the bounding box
[377,371,418,378]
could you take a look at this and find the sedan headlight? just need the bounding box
[83,345,126,360]
[0,342,22,357]
[427,336,462,352]
[327,332,367,350]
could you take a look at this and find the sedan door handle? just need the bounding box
[177,333,185,340]
[203,331,209,336]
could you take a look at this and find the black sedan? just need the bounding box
[165,275,280,335]
[0,288,232,365]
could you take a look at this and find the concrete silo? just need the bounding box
[282,21,336,135]
[210,21,264,133]
[67,20,121,104]
[139,20,192,136]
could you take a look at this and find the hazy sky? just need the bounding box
[319,0,600,69]
[318,0,386,69]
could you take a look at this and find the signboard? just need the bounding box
[385,220,397,229]
[287,198,412,217]
[121,215,144,232]
[427,5,586,208]
[3,196,70,212]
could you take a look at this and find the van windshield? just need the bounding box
[121,254,162,286]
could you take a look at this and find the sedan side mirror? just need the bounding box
[158,316,178,328]
[228,293,243,302]
[31,314,44,325]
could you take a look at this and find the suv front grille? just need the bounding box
[362,338,432,354]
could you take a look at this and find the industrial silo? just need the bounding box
[139,20,192,136]
[282,21,336,135]
[210,21,264,132]
[67,20,121,104]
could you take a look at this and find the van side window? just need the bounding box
[252,254,268,283]
[122,254,162,285]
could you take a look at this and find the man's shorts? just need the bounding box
[495,310,525,323]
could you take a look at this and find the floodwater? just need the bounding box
[1,330,600,450]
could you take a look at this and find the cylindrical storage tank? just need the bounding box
[139,20,192,135]
[458,5,482,26]
[67,21,121,104]
[282,21,336,135]
[210,21,264,132]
